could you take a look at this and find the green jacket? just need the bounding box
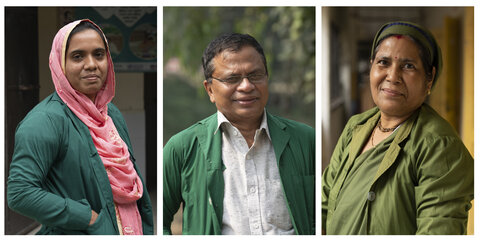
[322,104,474,234]
[163,112,315,235]
[7,93,154,235]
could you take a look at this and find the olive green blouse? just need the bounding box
[328,112,397,234]
[322,104,473,235]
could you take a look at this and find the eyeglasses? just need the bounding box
[210,73,267,85]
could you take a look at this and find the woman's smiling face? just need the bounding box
[65,28,108,102]
[370,35,434,118]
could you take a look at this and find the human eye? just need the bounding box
[94,50,106,59]
[403,63,416,70]
[225,76,241,84]
[248,74,264,82]
[377,59,389,66]
[71,53,83,61]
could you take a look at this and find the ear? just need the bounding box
[203,80,215,103]
[427,67,436,91]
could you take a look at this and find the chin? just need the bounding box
[82,89,101,97]
[238,109,264,119]
[378,106,412,118]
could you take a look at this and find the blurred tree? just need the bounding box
[164,7,315,142]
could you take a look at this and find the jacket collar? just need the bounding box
[347,107,419,187]
[328,107,419,220]
[194,112,223,232]
[266,112,290,166]
[372,109,418,184]
[53,92,136,158]
[194,111,291,229]
[198,111,289,165]
[196,113,223,171]
[214,109,271,140]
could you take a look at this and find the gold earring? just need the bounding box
[427,89,431,95]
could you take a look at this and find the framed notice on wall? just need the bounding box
[60,7,157,72]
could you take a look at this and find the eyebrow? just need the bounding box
[376,55,417,63]
[226,67,265,76]
[68,48,106,54]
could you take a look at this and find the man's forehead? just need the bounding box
[216,46,260,60]
[218,47,242,59]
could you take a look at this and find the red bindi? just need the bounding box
[394,35,403,39]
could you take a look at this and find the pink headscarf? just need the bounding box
[50,19,143,235]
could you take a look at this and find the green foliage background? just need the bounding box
[163,7,315,143]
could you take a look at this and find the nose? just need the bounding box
[386,65,401,84]
[236,77,255,92]
[84,55,97,70]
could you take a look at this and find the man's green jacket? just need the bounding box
[163,112,315,235]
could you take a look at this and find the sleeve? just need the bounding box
[7,112,92,231]
[308,127,316,234]
[414,136,474,234]
[163,135,184,235]
[321,122,351,232]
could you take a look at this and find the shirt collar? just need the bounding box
[214,109,271,140]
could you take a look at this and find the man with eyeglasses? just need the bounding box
[163,33,315,235]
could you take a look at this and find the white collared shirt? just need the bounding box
[215,110,294,235]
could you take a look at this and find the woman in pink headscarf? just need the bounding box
[7,19,154,235]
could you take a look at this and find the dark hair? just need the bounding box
[65,21,107,53]
[202,33,268,82]
[371,34,434,82]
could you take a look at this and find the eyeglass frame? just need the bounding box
[209,73,268,85]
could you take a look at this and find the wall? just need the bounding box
[112,73,146,180]
[38,7,57,100]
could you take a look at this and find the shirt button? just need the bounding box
[250,187,256,193]
[367,191,376,201]
[233,131,238,136]
[254,224,260,229]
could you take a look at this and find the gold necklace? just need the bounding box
[377,119,397,132]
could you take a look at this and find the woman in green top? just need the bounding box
[322,21,473,234]
[7,19,153,235]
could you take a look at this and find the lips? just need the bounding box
[381,87,404,97]
[82,74,100,81]
[234,96,259,105]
